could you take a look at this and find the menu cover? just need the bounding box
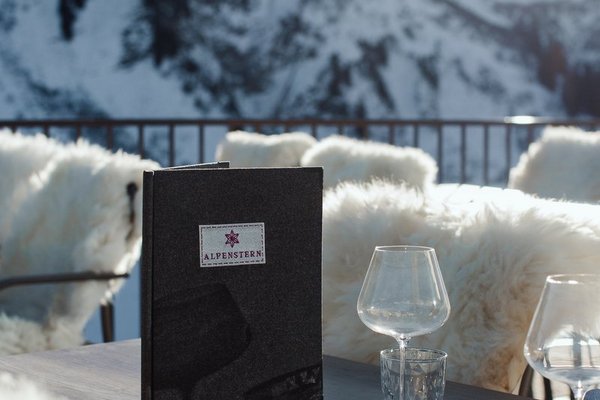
[141,163,323,400]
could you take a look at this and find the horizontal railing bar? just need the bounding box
[1,117,599,128]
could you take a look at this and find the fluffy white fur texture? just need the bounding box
[0,371,66,400]
[0,134,159,355]
[322,181,600,393]
[509,126,600,203]
[0,130,66,239]
[0,312,83,357]
[215,130,317,167]
[300,135,438,189]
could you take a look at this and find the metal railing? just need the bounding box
[1,117,598,185]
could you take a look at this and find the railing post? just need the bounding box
[483,124,490,186]
[460,124,466,184]
[527,125,534,146]
[388,123,395,145]
[168,124,175,167]
[198,124,205,164]
[413,124,419,148]
[138,124,145,158]
[505,124,512,184]
[107,124,114,150]
[361,121,369,139]
[437,124,444,183]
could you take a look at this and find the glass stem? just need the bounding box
[396,337,410,400]
[571,385,586,400]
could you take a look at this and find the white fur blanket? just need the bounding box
[322,181,600,393]
[300,135,437,189]
[215,130,317,167]
[0,130,66,239]
[509,126,600,203]
[0,133,159,355]
[0,313,80,356]
[0,371,66,400]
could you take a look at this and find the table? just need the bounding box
[0,340,529,399]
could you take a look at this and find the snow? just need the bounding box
[2,0,595,121]
[0,0,198,118]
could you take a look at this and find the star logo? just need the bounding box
[225,230,240,248]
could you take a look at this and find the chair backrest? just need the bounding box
[0,136,159,340]
[215,130,317,167]
[509,126,600,203]
[300,135,438,189]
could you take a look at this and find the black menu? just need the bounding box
[141,164,323,400]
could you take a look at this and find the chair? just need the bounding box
[300,135,438,189]
[0,132,159,354]
[509,126,600,203]
[321,181,600,394]
[215,130,317,167]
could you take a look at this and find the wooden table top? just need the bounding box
[0,339,529,400]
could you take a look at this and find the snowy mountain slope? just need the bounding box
[0,0,198,118]
[0,0,598,120]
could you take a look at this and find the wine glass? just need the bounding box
[357,245,451,400]
[524,274,600,400]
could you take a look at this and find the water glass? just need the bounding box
[380,348,447,400]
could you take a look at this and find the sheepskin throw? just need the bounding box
[322,181,600,393]
[0,130,66,239]
[509,126,600,203]
[0,372,66,400]
[215,130,317,167]
[300,135,437,189]
[0,132,160,355]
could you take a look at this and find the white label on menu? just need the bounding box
[199,223,266,267]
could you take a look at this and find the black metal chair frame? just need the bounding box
[0,271,129,343]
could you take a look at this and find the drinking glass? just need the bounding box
[524,274,600,400]
[380,348,447,400]
[357,245,451,400]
